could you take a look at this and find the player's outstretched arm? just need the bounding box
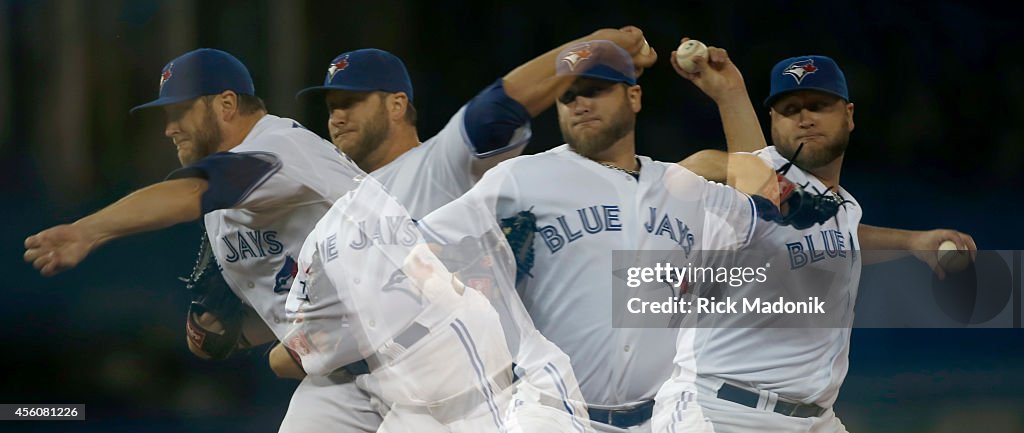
[858,224,977,278]
[24,178,207,276]
[671,38,766,154]
[503,25,657,117]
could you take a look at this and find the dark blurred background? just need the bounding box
[2,0,1022,431]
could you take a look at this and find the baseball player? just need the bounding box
[417,39,833,433]
[292,47,528,221]
[279,175,592,432]
[266,27,659,433]
[291,27,652,220]
[22,49,382,432]
[652,55,977,433]
[682,146,977,278]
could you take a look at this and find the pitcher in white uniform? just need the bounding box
[654,55,977,433]
[419,39,829,433]
[282,175,593,432]
[270,28,659,433]
[23,48,371,431]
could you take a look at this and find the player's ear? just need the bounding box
[845,102,855,132]
[213,90,239,120]
[387,92,409,122]
[627,84,642,113]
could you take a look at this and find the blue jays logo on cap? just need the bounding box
[560,45,594,72]
[296,48,414,102]
[327,56,349,81]
[131,48,255,114]
[554,40,637,86]
[764,55,850,108]
[159,63,174,92]
[782,59,818,84]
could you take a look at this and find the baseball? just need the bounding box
[937,240,969,273]
[675,39,708,73]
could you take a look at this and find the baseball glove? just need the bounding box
[181,230,250,360]
[753,144,848,229]
[500,209,537,286]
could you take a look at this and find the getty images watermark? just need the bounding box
[623,262,825,315]
[611,250,1022,329]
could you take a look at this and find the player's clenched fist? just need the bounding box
[907,229,978,280]
[671,37,746,102]
[24,224,98,277]
[588,25,657,77]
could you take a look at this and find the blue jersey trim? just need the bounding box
[745,195,757,246]
[463,78,532,157]
[166,151,282,213]
[450,319,506,432]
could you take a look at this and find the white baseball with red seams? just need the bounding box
[675,40,708,73]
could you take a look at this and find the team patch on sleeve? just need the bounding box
[166,151,282,213]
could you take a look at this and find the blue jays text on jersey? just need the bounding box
[348,216,419,250]
[786,229,857,270]
[538,205,622,254]
[220,229,284,263]
[643,206,696,256]
[537,205,697,256]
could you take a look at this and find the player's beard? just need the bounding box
[179,106,223,166]
[773,124,850,171]
[342,103,390,168]
[560,100,634,159]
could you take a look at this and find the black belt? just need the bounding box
[340,359,371,376]
[336,322,431,377]
[716,383,825,418]
[587,400,655,428]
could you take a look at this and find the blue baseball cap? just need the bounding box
[555,40,637,86]
[130,48,255,114]
[764,55,849,108]
[296,49,414,102]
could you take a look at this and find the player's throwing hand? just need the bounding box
[589,26,658,77]
[671,37,746,102]
[908,229,978,279]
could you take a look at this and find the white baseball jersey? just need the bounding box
[686,145,862,407]
[423,144,759,407]
[275,88,529,433]
[283,177,518,432]
[657,146,862,420]
[372,106,530,220]
[421,188,595,433]
[176,114,365,340]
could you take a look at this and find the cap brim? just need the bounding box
[763,87,849,108]
[129,95,197,114]
[295,84,379,100]
[573,72,636,86]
